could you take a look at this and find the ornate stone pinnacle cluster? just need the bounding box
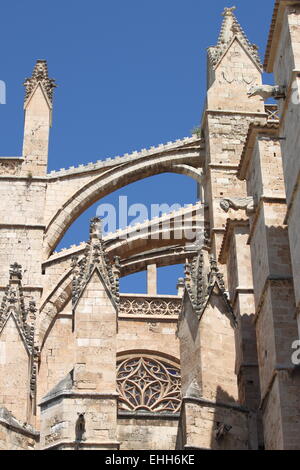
[0,263,37,347]
[71,217,120,309]
[184,251,235,323]
[207,7,262,70]
[0,264,38,397]
[23,59,56,104]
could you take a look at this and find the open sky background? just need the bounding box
[0,0,275,294]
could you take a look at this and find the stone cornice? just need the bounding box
[259,366,296,411]
[247,196,288,246]
[238,122,280,180]
[231,287,255,309]
[182,396,248,414]
[42,440,121,450]
[219,218,249,264]
[118,411,180,420]
[254,275,294,324]
[40,392,119,407]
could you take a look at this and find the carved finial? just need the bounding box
[208,5,262,71]
[9,262,22,281]
[222,6,236,16]
[24,59,56,104]
[90,217,102,241]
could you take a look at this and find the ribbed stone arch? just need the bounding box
[44,150,202,257]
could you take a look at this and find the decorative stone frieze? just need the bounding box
[119,296,182,317]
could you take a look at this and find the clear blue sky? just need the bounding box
[0,0,275,294]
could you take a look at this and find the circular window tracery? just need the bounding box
[117,355,181,414]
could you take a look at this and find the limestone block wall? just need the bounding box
[271,4,300,335]
[117,318,179,359]
[240,125,300,449]
[40,396,118,450]
[207,39,263,113]
[38,310,74,406]
[178,291,238,403]
[181,401,251,450]
[204,112,263,258]
[177,275,249,449]
[117,417,179,450]
[0,410,38,450]
[0,179,46,289]
[219,220,261,424]
[0,317,30,424]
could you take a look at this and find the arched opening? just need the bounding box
[120,264,184,296]
[56,173,198,251]
[53,173,198,295]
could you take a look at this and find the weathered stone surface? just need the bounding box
[1,2,300,451]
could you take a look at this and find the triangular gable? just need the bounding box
[0,311,31,356]
[208,7,262,72]
[184,251,237,327]
[71,217,120,314]
[214,35,263,74]
[72,264,118,314]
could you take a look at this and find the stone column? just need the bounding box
[147,264,157,296]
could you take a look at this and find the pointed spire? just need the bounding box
[71,217,120,309]
[208,6,262,70]
[23,60,56,105]
[184,251,236,323]
[0,264,37,357]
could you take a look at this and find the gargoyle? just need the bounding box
[75,413,86,443]
[215,422,232,442]
[247,84,286,100]
[220,197,255,214]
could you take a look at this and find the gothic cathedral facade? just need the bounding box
[1,1,300,450]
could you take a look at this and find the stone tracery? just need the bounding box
[117,356,181,414]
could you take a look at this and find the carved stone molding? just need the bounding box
[0,160,21,176]
[119,296,182,317]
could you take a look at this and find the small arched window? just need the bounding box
[117,354,181,414]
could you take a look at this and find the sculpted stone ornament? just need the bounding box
[215,423,232,441]
[222,6,236,17]
[186,378,201,399]
[247,84,286,100]
[207,6,262,70]
[23,60,56,104]
[71,217,120,309]
[220,197,255,215]
[0,265,38,401]
[184,251,236,325]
